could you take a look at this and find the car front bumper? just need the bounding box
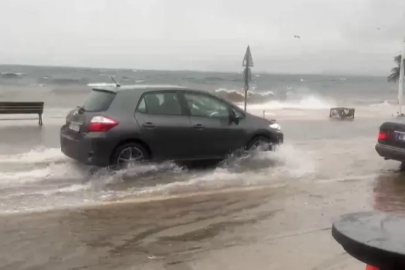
[270,130,283,144]
[375,143,405,162]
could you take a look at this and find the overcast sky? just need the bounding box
[0,0,405,75]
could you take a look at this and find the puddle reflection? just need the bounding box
[373,172,405,213]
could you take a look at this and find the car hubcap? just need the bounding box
[117,147,144,165]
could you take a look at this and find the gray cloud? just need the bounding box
[0,0,404,75]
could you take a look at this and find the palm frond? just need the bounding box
[388,56,405,83]
[388,72,399,83]
[395,55,402,66]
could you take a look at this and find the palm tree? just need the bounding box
[388,55,405,83]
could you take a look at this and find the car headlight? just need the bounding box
[269,123,281,130]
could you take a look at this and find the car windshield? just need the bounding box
[82,90,116,112]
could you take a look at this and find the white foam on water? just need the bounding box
[242,96,334,111]
[0,147,94,193]
[0,200,99,216]
[370,100,392,107]
[0,162,87,187]
[0,167,53,185]
[106,143,317,200]
[120,162,182,177]
[42,183,92,195]
[1,183,92,199]
[0,146,67,164]
[0,143,318,213]
[314,174,377,184]
[87,83,116,87]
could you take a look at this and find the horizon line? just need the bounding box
[0,63,387,78]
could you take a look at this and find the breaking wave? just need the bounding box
[87,83,117,88]
[0,72,24,79]
[38,77,88,86]
[241,96,334,110]
[370,100,393,107]
[215,88,275,103]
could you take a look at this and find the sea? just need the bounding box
[0,64,399,112]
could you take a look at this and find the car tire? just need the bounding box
[111,142,150,168]
[246,136,273,151]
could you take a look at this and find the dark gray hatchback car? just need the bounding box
[60,85,283,167]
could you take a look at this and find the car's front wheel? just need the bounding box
[246,136,274,151]
[111,142,149,168]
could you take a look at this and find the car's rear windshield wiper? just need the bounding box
[76,106,85,114]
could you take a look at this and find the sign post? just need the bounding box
[242,45,254,112]
[399,37,405,116]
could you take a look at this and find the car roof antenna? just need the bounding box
[111,76,120,87]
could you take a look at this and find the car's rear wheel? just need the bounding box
[111,142,149,168]
[246,136,273,151]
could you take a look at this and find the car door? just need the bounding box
[134,91,193,161]
[182,92,247,159]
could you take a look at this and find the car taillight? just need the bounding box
[88,116,118,132]
[378,131,388,140]
[365,265,379,270]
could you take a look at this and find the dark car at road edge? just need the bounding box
[375,119,405,165]
[60,85,283,168]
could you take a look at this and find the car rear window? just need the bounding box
[83,90,116,112]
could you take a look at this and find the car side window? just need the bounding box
[184,93,230,118]
[137,97,146,113]
[136,92,182,116]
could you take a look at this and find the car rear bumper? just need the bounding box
[60,125,113,167]
[375,143,405,162]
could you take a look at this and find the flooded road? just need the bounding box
[0,107,404,269]
[1,180,371,270]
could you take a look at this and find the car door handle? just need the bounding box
[142,122,155,128]
[193,123,204,130]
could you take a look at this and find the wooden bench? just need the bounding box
[0,102,44,125]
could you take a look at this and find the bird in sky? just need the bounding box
[376,27,380,30]
[294,35,301,39]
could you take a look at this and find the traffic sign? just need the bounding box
[242,46,254,67]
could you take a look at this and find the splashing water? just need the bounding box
[0,143,317,213]
[0,146,66,164]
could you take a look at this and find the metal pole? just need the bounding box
[399,37,405,115]
[244,85,248,111]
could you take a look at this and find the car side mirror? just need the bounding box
[229,113,241,125]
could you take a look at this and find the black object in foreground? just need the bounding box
[329,107,355,119]
[332,211,405,270]
[0,101,44,126]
